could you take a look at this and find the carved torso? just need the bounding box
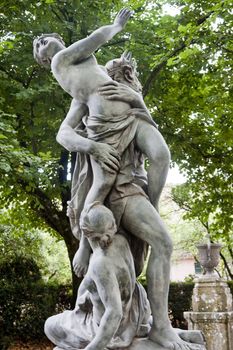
[51,54,130,117]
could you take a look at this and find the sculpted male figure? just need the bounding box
[34,9,159,274]
[33,9,197,350]
[45,203,151,350]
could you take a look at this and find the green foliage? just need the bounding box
[0,256,71,347]
[0,256,41,283]
[0,0,232,293]
[172,183,233,278]
[172,182,232,242]
[169,282,194,329]
[0,222,71,284]
[160,185,205,262]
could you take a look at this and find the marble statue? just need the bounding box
[45,203,151,350]
[34,8,206,350]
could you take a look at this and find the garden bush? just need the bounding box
[168,282,194,329]
[0,256,71,348]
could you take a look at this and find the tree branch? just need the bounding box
[142,11,215,97]
[0,65,25,87]
[24,67,37,89]
[50,8,64,23]
[102,39,129,48]
[220,251,233,279]
[143,43,186,97]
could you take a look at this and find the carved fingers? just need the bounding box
[99,82,136,104]
[172,341,204,350]
[114,8,134,29]
[91,143,120,173]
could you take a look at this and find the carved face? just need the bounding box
[33,36,65,67]
[105,58,142,93]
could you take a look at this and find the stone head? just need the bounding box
[33,33,65,68]
[80,202,117,249]
[105,51,142,93]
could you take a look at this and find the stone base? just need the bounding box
[192,276,233,313]
[184,311,233,350]
[54,331,206,350]
[127,337,206,349]
[186,275,233,350]
[127,338,169,349]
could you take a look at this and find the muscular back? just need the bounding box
[86,235,135,323]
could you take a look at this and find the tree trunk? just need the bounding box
[63,229,81,307]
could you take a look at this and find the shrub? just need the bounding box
[0,256,71,347]
[168,282,194,329]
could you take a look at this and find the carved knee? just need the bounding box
[150,143,170,167]
[150,233,173,258]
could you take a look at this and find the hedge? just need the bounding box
[169,281,233,329]
[0,257,71,349]
[168,282,194,329]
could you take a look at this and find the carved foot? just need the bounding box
[149,326,204,350]
[176,329,205,345]
[73,248,89,277]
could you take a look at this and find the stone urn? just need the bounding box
[197,240,222,276]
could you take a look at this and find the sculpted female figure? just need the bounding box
[33,9,203,350]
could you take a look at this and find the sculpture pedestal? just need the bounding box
[184,275,233,350]
[127,338,169,349]
[55,339,205,350]
[128,337,206,349]
[54,330,206,350]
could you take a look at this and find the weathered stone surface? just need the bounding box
[54,336,206,350]
[128,337,206,350]
[185,275,233,350]
[192,276,233,313]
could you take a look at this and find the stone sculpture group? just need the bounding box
[33,8,206,350]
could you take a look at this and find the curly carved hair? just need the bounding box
[105,51,142,93]
[80,202,117,237]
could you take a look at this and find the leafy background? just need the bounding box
[0,0,232,297]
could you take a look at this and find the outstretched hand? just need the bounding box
[114,8,134,29]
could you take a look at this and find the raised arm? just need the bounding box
[55,9,133,65]
[57,99,120,172]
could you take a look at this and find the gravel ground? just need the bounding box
[8,340,54,350]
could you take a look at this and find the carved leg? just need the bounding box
[84,158,117,206]
[122,197,197,350]
[135,120,170,212]
[73,235,92,277]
